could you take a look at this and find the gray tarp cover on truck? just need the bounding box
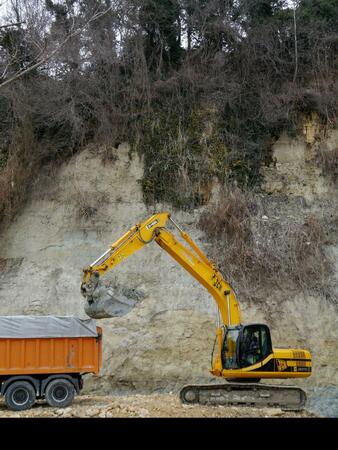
[0,316,98,338]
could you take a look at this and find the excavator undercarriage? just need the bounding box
[180,383,307,410]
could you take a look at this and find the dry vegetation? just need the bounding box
[66,176,111,223]
[0,123,41,221]
[0,0,337,220]
[317,146,338,184]
[199,185,336,302]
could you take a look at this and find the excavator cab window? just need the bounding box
[222,327,241,369]
[237,324,272,368]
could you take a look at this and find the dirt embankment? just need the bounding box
[0,137,337,418]
[0,394,317,418]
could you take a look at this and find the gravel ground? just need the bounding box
[0,394,317,418]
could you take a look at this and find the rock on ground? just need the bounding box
[0,394,317,418]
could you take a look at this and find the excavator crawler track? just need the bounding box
[180,383,307,411]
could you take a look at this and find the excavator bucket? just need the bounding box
[83,277,144,319]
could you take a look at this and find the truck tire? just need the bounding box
[45,378,75,408]
[5,381,36,411]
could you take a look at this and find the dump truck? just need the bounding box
[0,315,102,411]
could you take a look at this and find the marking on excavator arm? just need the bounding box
[146,219,159,229]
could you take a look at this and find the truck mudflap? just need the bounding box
[180,383,307,411]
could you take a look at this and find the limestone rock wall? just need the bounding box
[0,130,337,416]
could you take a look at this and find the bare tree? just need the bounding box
[0,2,113,89]
[292,0,298,83]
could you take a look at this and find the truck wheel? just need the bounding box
[5,381,36,411]
[45,379,75,408]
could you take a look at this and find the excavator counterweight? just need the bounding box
[81,213,312,409]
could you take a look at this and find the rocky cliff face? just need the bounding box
[0,126,337,416]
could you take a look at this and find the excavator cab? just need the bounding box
[237,324,272,368]
[222,324,272,370]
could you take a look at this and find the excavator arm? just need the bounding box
[81,212,241,328]
[81,213,171,293]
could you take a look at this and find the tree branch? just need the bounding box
[0,22,25,29]
[292,2,298,84]
[0,5,113,90]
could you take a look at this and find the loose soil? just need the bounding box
[0,394,317,418]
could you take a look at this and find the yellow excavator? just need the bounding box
[81,212,312,409]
